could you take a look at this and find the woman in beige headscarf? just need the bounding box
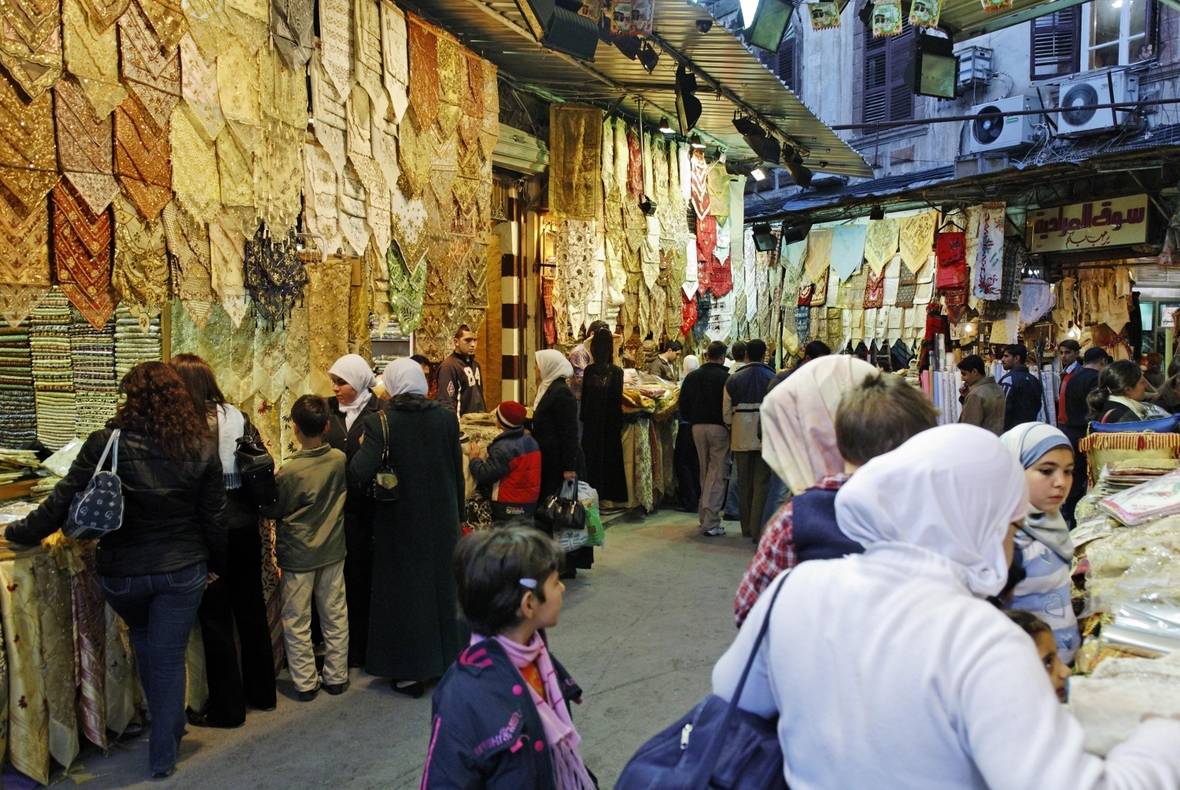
[734,356,939,626]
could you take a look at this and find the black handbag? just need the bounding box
[64,429,125,541]
[369,410,400,502]
[236,431,278,508]
[535,477,585,532]
[615,576,790,790]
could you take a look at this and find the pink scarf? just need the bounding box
[475,634,596,790]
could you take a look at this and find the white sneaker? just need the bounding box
[703,525,726,537]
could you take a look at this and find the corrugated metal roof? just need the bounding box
[399,0,873,178]
[940,0,1089,41]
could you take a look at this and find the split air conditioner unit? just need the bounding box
[1054,70,1139,136]
[968,95,1040,154]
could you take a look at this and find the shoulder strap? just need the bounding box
[94,429,120,477]
[379,410,390,464]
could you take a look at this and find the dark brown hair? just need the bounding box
[291,395,330,437]
[836,373,939,466]
[453,526,563,637]
[169,353,226,419]
[113,362,209,460]
[590,328,614,366]
[1005,609,1051,640]
[1087,359,1143,420]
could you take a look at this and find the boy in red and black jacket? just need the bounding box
[467,401,542,522]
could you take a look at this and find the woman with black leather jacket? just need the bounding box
[324,353,381,666]
[5,362,226,780]
[170,354,277,727]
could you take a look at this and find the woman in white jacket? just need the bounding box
[713,423,1180,790]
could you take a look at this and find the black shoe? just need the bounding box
[151,768,175,780]
[559,567,577,580]
[322,680,349,696]
[185,709,243,729]
[722,512,739,521]
[391,680,425,699]
[297,684,320,702]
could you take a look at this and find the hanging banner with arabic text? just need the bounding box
[1026,194,1148,253]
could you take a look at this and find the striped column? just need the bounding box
[495,220,524,404]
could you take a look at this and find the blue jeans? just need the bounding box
[760,472,790,533]
[100,562,207,775]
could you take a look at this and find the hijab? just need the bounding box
[999,423,1074,562]
[382,357,428,397]
[760,355,877,495]
[329,354,376,430]
[681,354,699,379]
[836,424,1029,599]
[535,349,573,407]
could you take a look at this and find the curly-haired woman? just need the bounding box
[5,362,227,780]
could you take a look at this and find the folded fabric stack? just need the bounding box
[70,309,119,439]
[0,322,35,448]
[114,305,162,381]
[30,292,78,450]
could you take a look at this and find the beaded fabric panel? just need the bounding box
[0,193,50,291]
[135,0,187,50]
[179,0,227,58]
[254,119,303,235]
[216,120,256,209]
[161,200,214,328]
[302,143,343,256]
[169,106,221,225]
[259,45,306,131]
[62,0,128,118]
[54,77,119,216]
[318,0,354,99]
[271,0,314,71]
[435,35,462,141]
[113,94,171,221]
[179,34,223,142]
[112,195,169,331]
[353,0,387,120]
[216,33,260,127]
[406,14,438,133]
[118,3,181,131]
[390,185,428,275]
[0,0,63,100]
[82,0,131,30]
[243,224,307,328]
[380,0,409,123]
[209,210,251,327]
[0,71,59,215]
[52,181,117,330]
[304,256,351,394]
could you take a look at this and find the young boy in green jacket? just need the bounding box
[267,395,350,701]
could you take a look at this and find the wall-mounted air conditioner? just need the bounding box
[968,95,1040,154]
[1055,70,1139,136]
[493,124,549,174]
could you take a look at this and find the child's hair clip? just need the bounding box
[519,578,537,589]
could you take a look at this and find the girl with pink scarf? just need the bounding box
[422,528,596,790]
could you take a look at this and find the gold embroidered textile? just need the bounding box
[309,49,347,175]
[339,161,370,256]
[390,185,428,274]
[898,211,937,272]
[803,227,834,282]
[271,0,314,71]
[371,111,399,197]
[53,181,118,330]
[0,192,50,285]
[260,46,307,131]
[136,0,188,50]
[0,553,51,785]
[549,105,603,222]
[81,0,130,29]
[0,0,62,100]
[255,119,303,235]
[112,195,169,331]
[479,63,498,159]
[318,0,354,99]
[180,0,228,59]
[305,256,351,391]
[435,35,462,141]
[217,34,260,126]
[346,84,373,158]
[863,217,899,275]
[209,210,251,326]
[179,35,223,142]
[350,152,390,255]
[396,117,430,198]
[114,94,171,221]
[0,72,58,215]
[380,0,409,123]
[170,106,221,224]
[301,143,342,256]
[0,283,49,325]
[118,4,181,130]
[407,15,438,133]
[62,0,128,118]
[216,120,256,209]
[354,0,387,120]
[161,201,215,328]
[54,77,119,215]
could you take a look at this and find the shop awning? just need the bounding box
[399,0,873,178]
[940,0,1088,40]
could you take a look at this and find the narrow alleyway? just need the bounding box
[72,512,753,789]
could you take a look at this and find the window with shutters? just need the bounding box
[1081,0,1154,69]
[862,23,914,125]
[1030,9,1080,79]
[776,26,800,93]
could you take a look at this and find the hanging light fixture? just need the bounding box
[750,167,767,181]
[689,134,706,149]
[869,205,886,221]
[675,65,702,135]
[658,117,674,134]
[637,42,660,74]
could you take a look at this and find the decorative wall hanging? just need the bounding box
[350,152,391,255]
[112,195,169,331]
[435,34,462,141]
[170,106,221,225]
[934,231,968,290]
[255,119,303,235]
[803,227,834,282]
[136,0,188,50]
[161,200,215,328]
[181,0,229,59]
[309,50,347,175]
[179,35,223,142]
[380,0,410,123]
[549,105,604,222]
[396,116,430,198]
[54,77,119,215]
[1000,240,1023,305]
[830,224,868,282]
[216,120,257,209]
[271,0,314,71]
[808,0,842,29]
[390,187,428,274]
[388,241,426,333]
[909,0,941,28]
[863,218,899,274]
[338,161,370,256]
[871,0,904,36]
[354,0,387,122]
[863,268,886,308]
[407,14,438,133]
[217,34,261,126]
[809,266,829,307]
[209,210,251,326]
[52,182,117,330]
[243,224,306,328]
[318,0,354,100]
[898,210,936,272]
[0,191,51,286]
[302,143,343,255]
[118,3,181,130]
[0,0,63,99]
[972,202,1005,301]
[0,70,58,214]
[114,94,171,221]
[62,0,128,117]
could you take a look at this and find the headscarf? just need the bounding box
[760,355,877,495]
[836,424,1029,598]
[329,354,376,430]
[999,423,1074,562]
[681,354,699,379]
[534,349,573,407]
[382,357,428,397]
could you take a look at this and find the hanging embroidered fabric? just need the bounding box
[318,0,354,100]
[435,34,463,141]
[1018,279,1054,327]
[55,77,119,216]
[391,185,429,274]
[354,0,388,122]
[1000,240,1023,305]
[803,227,834,282]
[256,118,304,235]
[973,202,1005,301]
[161,201,215,328]
[380,0,410,123]
[53,181,118,330]
[114,93,172,221]
[112,196,169,331]
[809,266,829,307]
[209,210,252,327]
[0,0,62,100]
[798,282,814,307]
[271,0,314,70]
[179,35,224,143]
[217,33,260,127]
[302,143,343,256]
[386,241,424,336]
[181,0,228,59]
[62,0,129,118]
[350,152,391,255]
[0,189,51,289]
[137,0,188,50]
[863,268,886,309]
[895,261,918,307]
[863,218,899,275]
[170,106,221,225]
[898,211,937,273]
[407,14,439,133]
[217,120,257,210]
[549,105,604,221]
[0,70,59,214]
[934,232,968,290]
[243,224,308,328]
[118,4,181,130]
[830,224,867,282]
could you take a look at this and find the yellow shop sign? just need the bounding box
[1027,194,1148,253]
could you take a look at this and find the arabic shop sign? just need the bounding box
[1027,194,1148,253]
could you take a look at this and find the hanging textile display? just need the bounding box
[871,0,904,35]
[271,0,314,71]
[809,0,842,29]
[981,0,1013,12]
[973,202,1006,301]
[935,231,968,290]
[354,0,387,122]
[830,224,867,282]
[549,105,604,222]
[169,106,222,225]
[179,35,224,143]
[407,14,439,133]
[52,182,117,330]
[302,143,343,256]
[209,210,251,327]
[243,224,307,328]
[118,3,181,130]
[388,241,426,334]
[55,75,119,216]
[863,218,899,275]
[318,0,354,101]
[898,211,937,273]
[803,227,834,282]
[62,0,128,119]
[0,193,51,289]
[161,201,216,328]
[137,0,188,50]
[0,71,59,215]
[863,268,886,308]
[1000,240,1023,305]
[810,266,829,307]
[0,0,62,100]
[380,0,410,123]
[216,121,257,213]
[909,0,942,27]
[1018,278,1054,327]
[308,50,346,175]
[114,94,172,221]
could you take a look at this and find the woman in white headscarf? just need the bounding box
[1000,423,1080,664]
[714,424,1180,790]
[350,357,465,697]
[528,350,589,575]
[680,354,699,380]
[324,354,381,666]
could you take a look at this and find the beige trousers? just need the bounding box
[280,559,349,692]
[692,424,731,532]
